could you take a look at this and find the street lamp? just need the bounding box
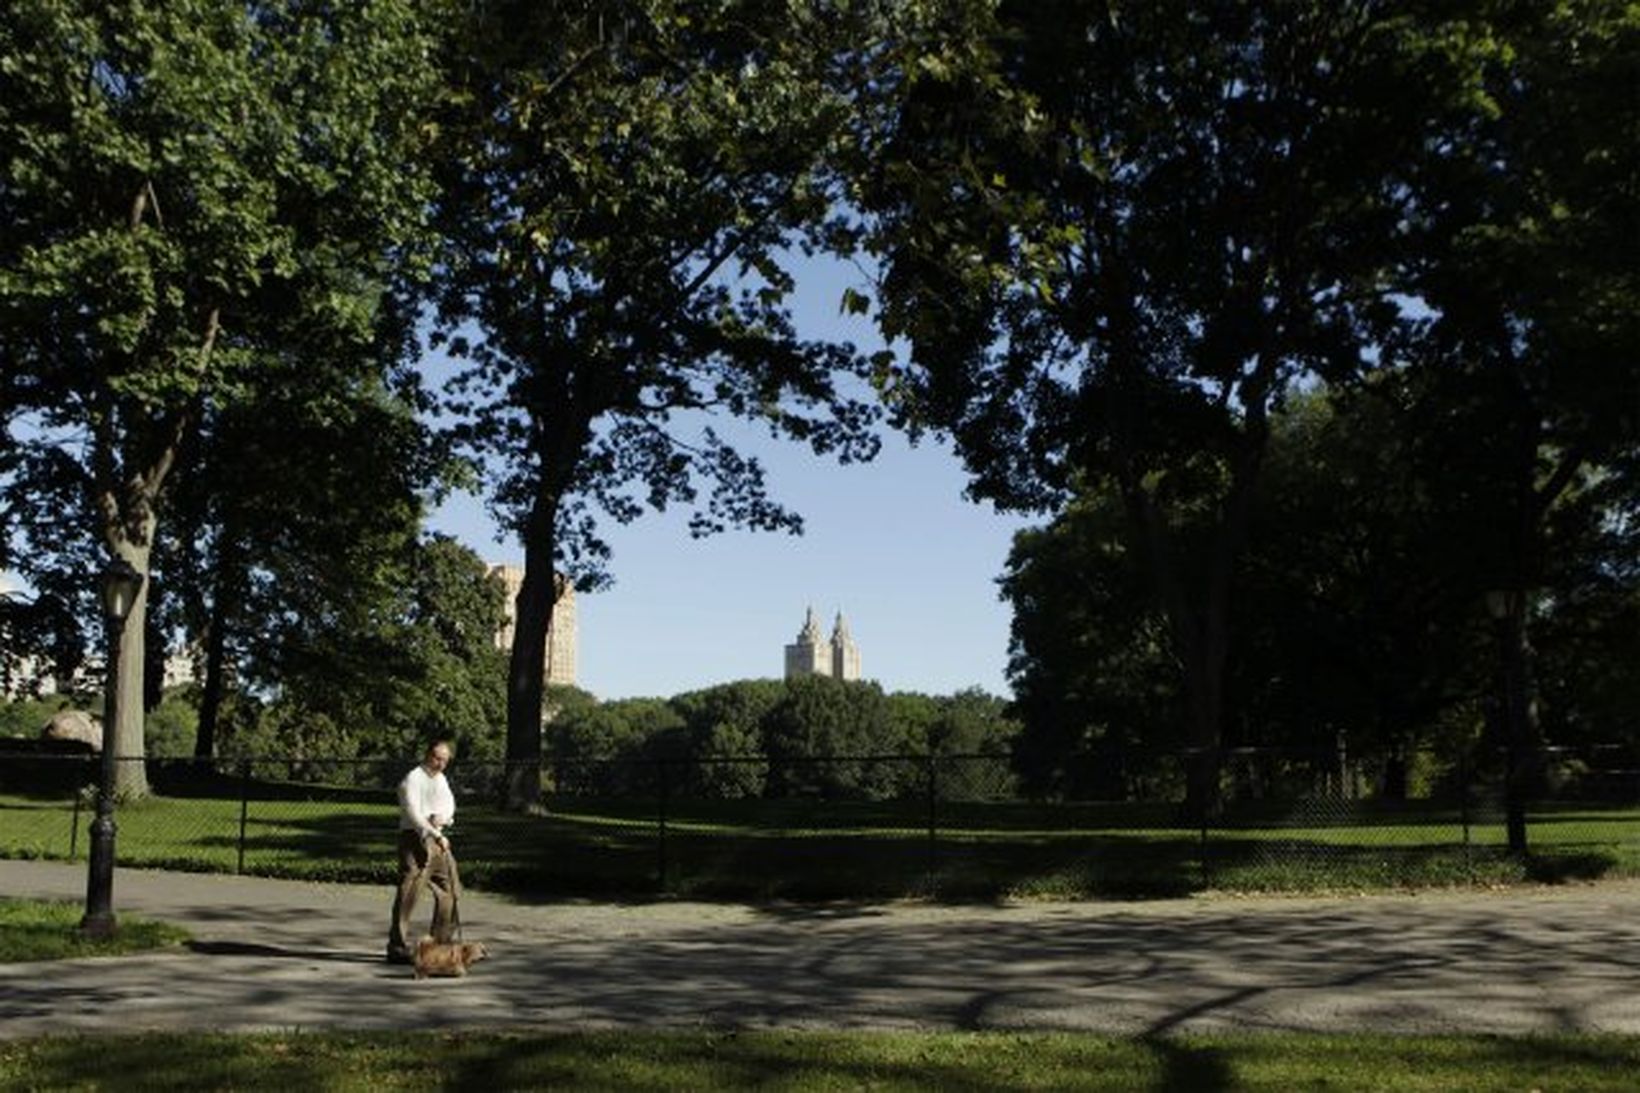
[80,556,145,938]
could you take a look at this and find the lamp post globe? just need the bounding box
[80,557,145,939]
[101,558,144,624]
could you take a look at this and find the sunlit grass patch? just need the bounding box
[0,898,190,963]
[2,1031,1639,1091]
[4,789,1639,902]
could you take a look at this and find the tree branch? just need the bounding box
[1534,440,1588,520]
[129,179,163,231]
[146,306,222,505]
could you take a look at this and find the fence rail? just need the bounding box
[2,746,1637,900]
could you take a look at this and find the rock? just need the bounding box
[41,709,102,751]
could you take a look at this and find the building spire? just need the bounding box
[831,612,850,643]
[830,609,861,681]
[798,605,822,644]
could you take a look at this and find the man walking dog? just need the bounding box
[386,739,461,965]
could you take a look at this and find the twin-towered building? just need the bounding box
[784,606,862,682]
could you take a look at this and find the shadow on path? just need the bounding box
[185,940,378,965]
[5,860,1640,1037]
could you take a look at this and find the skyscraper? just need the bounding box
[488,564,577,687]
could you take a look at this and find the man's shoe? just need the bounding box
[385,949,413,966]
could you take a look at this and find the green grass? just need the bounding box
[0,898,190,962]
[4,787,1639,902]
[1,1031,1638,1091]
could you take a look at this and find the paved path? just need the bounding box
[4,860,1639,1037]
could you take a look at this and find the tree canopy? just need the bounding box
[849,0,1637,814]
[0,0,441,792]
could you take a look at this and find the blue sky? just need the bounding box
[435,425,1033,701]
[432,257,1037,701]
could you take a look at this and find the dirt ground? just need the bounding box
[4,859,1639,1037]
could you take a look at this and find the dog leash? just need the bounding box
[446,836,466,944]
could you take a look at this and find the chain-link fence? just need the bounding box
[3,744,1637,900]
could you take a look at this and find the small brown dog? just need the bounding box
[413,936,489,979]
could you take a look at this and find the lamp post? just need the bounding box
[80,556,145,939]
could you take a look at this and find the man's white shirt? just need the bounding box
[398,764,456,841]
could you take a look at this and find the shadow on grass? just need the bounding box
[1143,1037,1237,1091]
[56,821,1640,902]
[0,795,86,811]
[6,785,1634,904]
[1523,851,1617,883]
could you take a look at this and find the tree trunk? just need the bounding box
[503,506,558,811]
[108,536,152,799]
[1382,747,1409,802]
[193,594,229,760]
[1125,464,1252,823]
[1493,589,1539,854]
[193,530,245,761]
[1491,363,1546,855]
[99,446,176,797]
[1109,364,1268,823]
[1181,651,1224,821]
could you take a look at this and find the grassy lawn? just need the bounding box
[2,1030,1638,1091]
[3,787,1638,901]
[0,898,190,962]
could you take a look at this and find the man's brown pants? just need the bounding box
[387,830,460,959]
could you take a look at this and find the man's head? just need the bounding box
[423,740,454,775]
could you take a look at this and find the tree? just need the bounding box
[544,702,646,796]
[1002,385,1493,796]
[0,694,76,739]
[1004,373,1639,805]
[1532,467,1640,750]
[1390,0,1640,849]
[428,2,885,808]
[158,371,441,759]
[925,688,1018,799]
[374,535,511,761]
[230,534,509,769]
[884,691,941,753]
[762,675,904,799]
[668,679,785,796]
[143,687,199,758]
[0,0,439,794]
[852,1,1502,811]
[670,679,786,743]
[1000,487,1184,798]
[1236,386,1485,779]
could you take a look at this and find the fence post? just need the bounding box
[925,752,939,896]
[237,758,250,875]
[1458,750,1471,877]
[656,758,669,894]
[1198,751,1213,890]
